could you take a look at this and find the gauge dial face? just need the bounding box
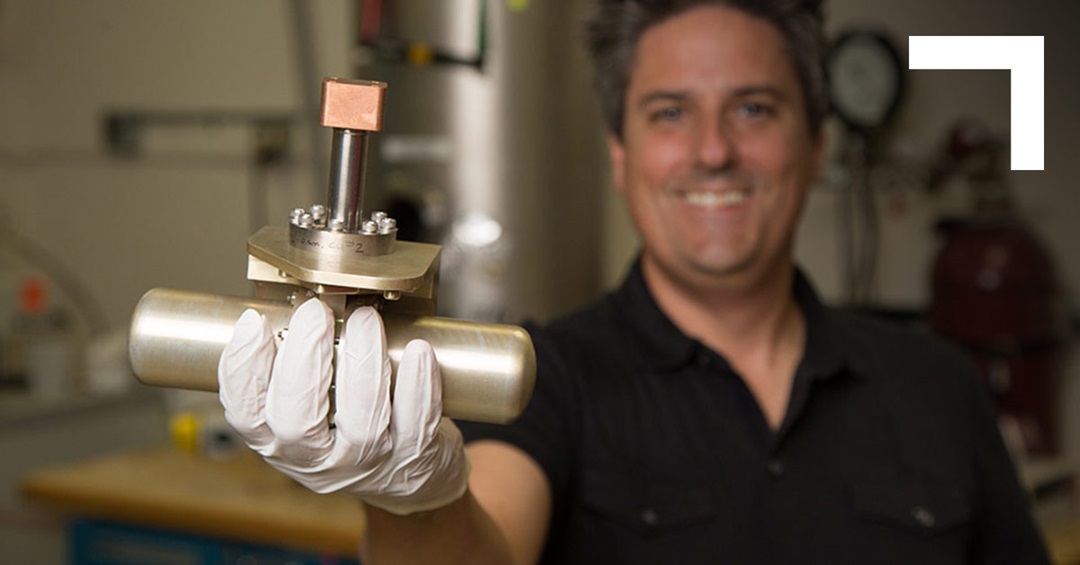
[829,32,903,130]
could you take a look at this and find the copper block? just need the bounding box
[320,77,386,131]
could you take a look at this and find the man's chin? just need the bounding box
[683,247,757,277]
[690,259,754,280]
[655,253,758,287]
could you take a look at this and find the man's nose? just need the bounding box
[696,121,735,169]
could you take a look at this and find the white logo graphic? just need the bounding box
[908,36,1044,171]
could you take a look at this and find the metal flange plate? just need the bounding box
[247,226,440,294]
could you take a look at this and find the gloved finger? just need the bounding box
[334,306,393,462]
[218,309,276,449]
[389,339,442,461]
[265,298,335,462]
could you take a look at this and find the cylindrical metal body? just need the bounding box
[128,288,535,424]
[360,1,606,323]
[327,129,369,232]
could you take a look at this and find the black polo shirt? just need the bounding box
[458,262,1050,565]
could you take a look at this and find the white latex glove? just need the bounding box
[218,298,470,515]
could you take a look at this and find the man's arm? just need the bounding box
[362,440,552,565]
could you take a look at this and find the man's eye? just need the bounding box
[738,102,773,118]
[650,107,683,122]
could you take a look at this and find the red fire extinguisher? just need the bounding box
[928,122,1067,456]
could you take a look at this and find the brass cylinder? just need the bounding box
[128,288,535,424]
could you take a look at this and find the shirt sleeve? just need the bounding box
[455,323,581,513]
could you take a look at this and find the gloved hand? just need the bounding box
[218,298,470,515]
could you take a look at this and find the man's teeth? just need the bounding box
[682,191,748,207]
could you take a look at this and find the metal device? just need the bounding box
[355,0,606,323]
[128,77,536,425]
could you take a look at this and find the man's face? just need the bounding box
[610,5,824,288]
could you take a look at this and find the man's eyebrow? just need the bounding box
[635,90,689,109]
[731,85,787,100]
[635,85,789,109]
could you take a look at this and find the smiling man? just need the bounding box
[219,1,1052,564]
[609,4,824,429]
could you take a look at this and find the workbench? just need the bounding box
[20,447,364,564]
[20,446,1080,564]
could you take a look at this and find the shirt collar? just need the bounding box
[612,258,850,380]
[612,258,700,372]
[792,268,850,381]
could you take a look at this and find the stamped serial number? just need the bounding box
[290,236,368,254]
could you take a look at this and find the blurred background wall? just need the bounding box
[0,0,1077,561]
[2,0,1076,326]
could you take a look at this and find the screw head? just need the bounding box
[310,204,327,221]
[371,210,388,222]
[361,220,378,234]
[299,213,314,228]
[378,217,397,234]
[329,218,345,232]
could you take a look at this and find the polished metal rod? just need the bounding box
[326,129,368,233]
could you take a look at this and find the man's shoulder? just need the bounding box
[825,306,979,385]
[529,292,621,341]
[523,292,635,375]
[827,306,938,349]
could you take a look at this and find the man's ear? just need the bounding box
[608,134,627,193]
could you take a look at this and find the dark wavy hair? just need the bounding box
[584,0,829,138]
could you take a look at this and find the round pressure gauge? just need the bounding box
[827,30,904,131]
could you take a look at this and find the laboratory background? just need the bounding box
[1,0,1079,563]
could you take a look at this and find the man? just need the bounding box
[218,1,1052,563]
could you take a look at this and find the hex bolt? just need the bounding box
[290,207,306,225]
[362,220,379,234]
